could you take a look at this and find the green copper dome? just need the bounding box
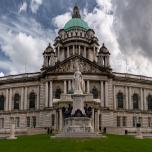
[64,18,90,31]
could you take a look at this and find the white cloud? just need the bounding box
[1,32,47,74]
[52,12,71,33]
[0,16,55,75]
[0,72,4,77]
[31,0,43,13]
[19,2,28,13]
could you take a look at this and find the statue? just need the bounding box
[73,62,84,94]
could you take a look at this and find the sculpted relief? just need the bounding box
[51,58,101,73]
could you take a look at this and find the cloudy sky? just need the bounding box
[0,0,152,77]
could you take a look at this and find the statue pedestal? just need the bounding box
[71,94,85,115]
[64,117,93,133]
[7,124,17,140]
[135,128,143,139]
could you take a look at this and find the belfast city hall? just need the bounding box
[0,5,152,137]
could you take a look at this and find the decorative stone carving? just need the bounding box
[51,57,102,73]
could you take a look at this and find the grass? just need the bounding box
[0,134,152,152]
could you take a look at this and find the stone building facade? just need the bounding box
[0,5,152,135]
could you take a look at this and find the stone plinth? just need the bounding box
[135,128,143,139]
[71,94,85,115]
[7,124,17,140]
[64,117,93,133]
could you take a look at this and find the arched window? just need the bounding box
[14,93,20,110]
[117,92,124,109]
[133,93,139,110]
[29,92,36,109]
[55,88,61,99]
[91,86,98,99]
[0,95,5,110]
[147,95,152,110]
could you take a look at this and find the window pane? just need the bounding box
[133,94,139,110]
[32,116,36,128]
[117,93,124,109]
[27,117,30,127]
[29,92,36,109]
[0,95,5,110]
[14,94,20,110]
[117,116,121,127]
[148,95,152,110]
[0,118,4,129]
[122,116,127,127]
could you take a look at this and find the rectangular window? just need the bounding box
[15,117,20,128]
[122,116,127,127]
[117,116,121,127]
[32,116,36,128]
[51,114,55,126]
[27,117,30,127]
[148,117,151,127]
[139,117,142,127]
[133,116,137,127]
[0,118,4,129]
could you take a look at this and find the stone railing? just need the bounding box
[113,72,152,81]
[0,72,40,81]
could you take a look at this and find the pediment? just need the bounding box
[45,56,111,74]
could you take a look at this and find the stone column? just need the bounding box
[68,80,71,92]
[49,81,53,107]
[84,47,86,58]
[36,86,40,110]
[143,89,147,110]
[113,85,117,110]
[20,88,24,110]
[87,80,90,93]
[100,81,104,107]
[105,81,108,107]
[5,89,9,111]
[45,82,48,107]
[67,47,70,58]
[24,87,27,110]
[92,108,95,131]
[79,45,81,55]
[140,88,144,110]
[64,80,67,94]
[128,87,132,110]
[95,110,100,132]
[9,88,12,111]
[125,86,129,110]
[59,109,63,131]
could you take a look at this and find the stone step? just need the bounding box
[54,133,103,138]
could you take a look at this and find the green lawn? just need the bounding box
[0,134,152,152]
